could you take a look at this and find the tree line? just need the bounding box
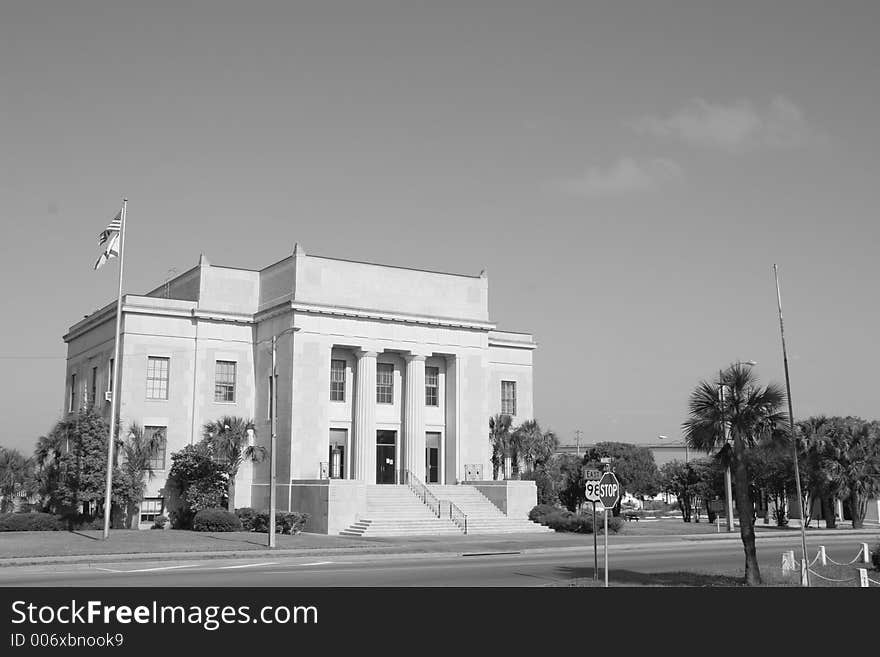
[0,408,262,529]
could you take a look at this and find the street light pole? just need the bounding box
[719,371,735,533]
[267,326,299,549]
[270,334,277,549]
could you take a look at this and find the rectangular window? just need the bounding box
[330,359,346,401]
[69,373,77,412]
[107,358,115,393]
[140,498,163,524]
[146,357,169,400]
[425,366,439,406]
[214,360,236,402]
[91,367,97,406]
[501,380,517,416]
[144,426,167,470]
[376,363,394,404]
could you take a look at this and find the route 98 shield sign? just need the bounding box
[584,475,602,504]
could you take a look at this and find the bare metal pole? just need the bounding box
[773,264,810,586]
[269,335,277,548]
[720,369,734,532]
[102,198,127,540]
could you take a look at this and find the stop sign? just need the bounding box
[598,472,620,510]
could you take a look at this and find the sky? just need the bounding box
[1,0,879,454]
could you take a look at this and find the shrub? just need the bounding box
[235,507,258,531]
[871,543,879,571]
[529,504,559,523]
[192,508,242,532]
[150,515,168,530]
[0,512,65,532]
[245,511,310,535]
[528,505,623,534]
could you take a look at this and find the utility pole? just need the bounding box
[574,430,582,457]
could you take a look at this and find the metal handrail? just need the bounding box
[448,500,468,534]
[403,470,441,517]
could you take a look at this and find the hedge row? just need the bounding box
[235,508,310,535]
[0,513,65,532]
[529,505,623,534]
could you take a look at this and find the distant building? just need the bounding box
[62,245,537,531]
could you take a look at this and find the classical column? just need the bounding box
[353,350,377,482]
[403,353,426,481]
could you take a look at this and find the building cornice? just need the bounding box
[286,301,496,331]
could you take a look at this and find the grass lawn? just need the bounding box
[557,562,879,587]
[0,529,378,559]
[617,519,735,536]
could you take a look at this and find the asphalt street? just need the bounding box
[0,533,872,587]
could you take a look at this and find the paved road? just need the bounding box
[1,533,872,587]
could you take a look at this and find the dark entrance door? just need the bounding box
[425,447,439,483]
[376,430,397,484]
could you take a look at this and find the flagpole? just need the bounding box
[773,264,810,586]
[102,198,127,540]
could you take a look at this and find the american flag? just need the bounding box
[98,210,122,245]
[95,210,123,270]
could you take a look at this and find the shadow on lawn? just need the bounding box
[66,530,100,541]
[554,565,747,587]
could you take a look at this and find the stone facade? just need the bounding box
[62,245,536,530]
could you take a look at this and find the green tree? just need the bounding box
[489,414,514,480]
[799,416,840,528]
[809,417,880,529]
[512,420,559,473]
[202,417,264,511]
[116,423,163,528]
[163,442,229,528]
[583,442,660,515]
[683,362,787,586]
[0,448,33,512]
[658,460,697,522]
[50,408,125,522]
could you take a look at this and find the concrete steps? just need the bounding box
[428,484,554,535]
[339,485,463,537]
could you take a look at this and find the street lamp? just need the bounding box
[258,326,300,548]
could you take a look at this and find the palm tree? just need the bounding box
[202,416,264,511]
[118,423,163,528]
[489,414,513,480]
[683,363,787,585]
[812,417,880,529]
[33,429,66,512]
[513,420,559,473]
[798,416,840,528]
[0,448,31,512]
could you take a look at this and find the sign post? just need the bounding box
[598,471,621,588]
[584,469,602,581]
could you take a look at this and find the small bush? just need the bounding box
[871,543,879,571]
[235,507,258,531]
[528,505,622,534]
[529,504,559,523]
[150,515,168,530]
[192,508,242,532]
[239,510,310,534]
[0,512,65,532]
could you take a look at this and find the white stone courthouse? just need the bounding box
[63,245,543,534]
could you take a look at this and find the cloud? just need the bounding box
[632,96,818,152]
[555,157,684,198]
